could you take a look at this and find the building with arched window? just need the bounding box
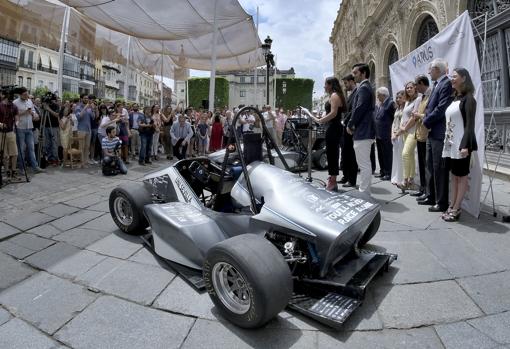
[330,0,510,164]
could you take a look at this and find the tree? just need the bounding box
[188,77,229,109]
[62,91,80,102]
[33,86,50,99]
[275,78,314,110]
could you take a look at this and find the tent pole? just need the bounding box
[208,0,218,112]
[160,41,164,107]
[57,6,70,96]
[254,6,259,108]
[124,36,131,102]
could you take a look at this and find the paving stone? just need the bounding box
[53,228,110,248]
[458,271,510,314]
[434,321,500,349]
[27,223,62,238]
[45,250,107,280]
[0,241,35,259]
[370,240,452,285]
[55,295,194,349]
[0,318,63,349]
[7,233,55,252]
[50,210,103,231]
[378,219,414,232]
[86,200,110,212]
[39,204,80,218]
[0,252,36,291]
[0,272,97,334]
[80,214,118,233]
[182,318,317,349]
[77,258,174,305]
[0,308,11,326]
[64,194,104,209]
[3,212,55,231]
[317,327,444,349]
[417,229,506,278]
[469,311,510,345]
[128,247,165,267]
[25,242,80,271]
[372,280,483,328]
[86,233,142,259]
[154,277,215,320]
[0,222,20,240]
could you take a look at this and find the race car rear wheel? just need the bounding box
[312,149,328,170]
[358,211,381,247]
[109,184,151,235]
[204,234,293,329]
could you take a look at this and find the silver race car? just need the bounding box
[109,106,396,329]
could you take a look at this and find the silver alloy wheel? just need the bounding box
[211,262,251,314]
[113,195,133,226]
[320,152,328,169]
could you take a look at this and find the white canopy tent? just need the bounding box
[61,0,265,109]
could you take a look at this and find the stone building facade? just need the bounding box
[330,0,510,164]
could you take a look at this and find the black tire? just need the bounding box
[313,148,328,170]
[203,234,293,329]
[358,211,381,247]
[109,183,152,235]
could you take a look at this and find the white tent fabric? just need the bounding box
[61,0,265,70]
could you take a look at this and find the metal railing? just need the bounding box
[37,64,57,74]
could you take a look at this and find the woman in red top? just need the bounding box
[209,113,223,152]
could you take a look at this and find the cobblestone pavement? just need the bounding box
[0,160,509,349]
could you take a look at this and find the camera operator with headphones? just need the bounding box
[0,88,19,180]
[101,125,127,175]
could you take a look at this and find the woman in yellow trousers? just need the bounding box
[400,81,420,191]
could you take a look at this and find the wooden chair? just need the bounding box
[64,133,85,169]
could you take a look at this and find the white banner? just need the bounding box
[389,11,484,218]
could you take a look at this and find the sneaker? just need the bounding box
[87,159,95,165]
[33,167,45,173]
[138,161,145,166]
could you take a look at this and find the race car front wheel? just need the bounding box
[109,184,151,235]
[204,234,293,329]
[312,148,328,170]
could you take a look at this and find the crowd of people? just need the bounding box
[317,58,478,222]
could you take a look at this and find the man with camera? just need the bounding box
[42,93,60,165]
[0,89,19,179]
[13,87,44,174]
[101,125,127,175]
[137,109,155,165]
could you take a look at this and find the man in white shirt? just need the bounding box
[262,105,277,142]
[13,88,43,173]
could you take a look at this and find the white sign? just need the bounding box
[389,11,484,217]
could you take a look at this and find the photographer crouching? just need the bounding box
[101,126,127,175]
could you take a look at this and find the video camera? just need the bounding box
[0,85,24,101]
[41,91,57,104]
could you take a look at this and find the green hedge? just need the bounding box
[275,78,314,110]
[188,77,229,109]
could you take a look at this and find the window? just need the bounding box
[28,51,34,68]
[240,76,246,83]
[19,48,25,65]
[416,16,439,47]
[27,77,31,90]
[38,80,43,87]
[386,45,399,95]
[18,76,23,87]
[240,90,246,97]
[281,74,287,78]
[49,82,54,91]
[258,76,265,83]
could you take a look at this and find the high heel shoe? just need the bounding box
[326,177,338,191]
[443,209,461,222]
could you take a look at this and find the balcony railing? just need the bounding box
[19,61,35,70]
[63,68,79,78]
[80,73,95,82]
[37,64,57,74]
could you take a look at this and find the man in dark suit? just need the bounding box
[374,87,395,180]
[418,58,453,212]
[340,74,358,187]
[347,63,375,194]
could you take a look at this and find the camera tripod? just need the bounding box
[37,106,57,168]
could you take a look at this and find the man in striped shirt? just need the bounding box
[101,126,127,175]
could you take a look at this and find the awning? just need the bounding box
[39,52,50,68]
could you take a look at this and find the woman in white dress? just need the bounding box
[399,81,420,191]
[390,90,405,186]
[441,68,478,222]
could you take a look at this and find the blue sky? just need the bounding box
[188,0,340,95]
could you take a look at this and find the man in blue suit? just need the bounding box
[347,63,375,194]
[374,87,395,180]
[418,58,453,212]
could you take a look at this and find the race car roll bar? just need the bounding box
[218,106,290,214]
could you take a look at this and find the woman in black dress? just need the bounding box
[311,77,346,191]
[441,68,478,221]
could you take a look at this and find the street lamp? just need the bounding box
[261,36,274,106]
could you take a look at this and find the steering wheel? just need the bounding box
[189,161,210,185]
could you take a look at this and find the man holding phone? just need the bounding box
[13,88,43,173]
